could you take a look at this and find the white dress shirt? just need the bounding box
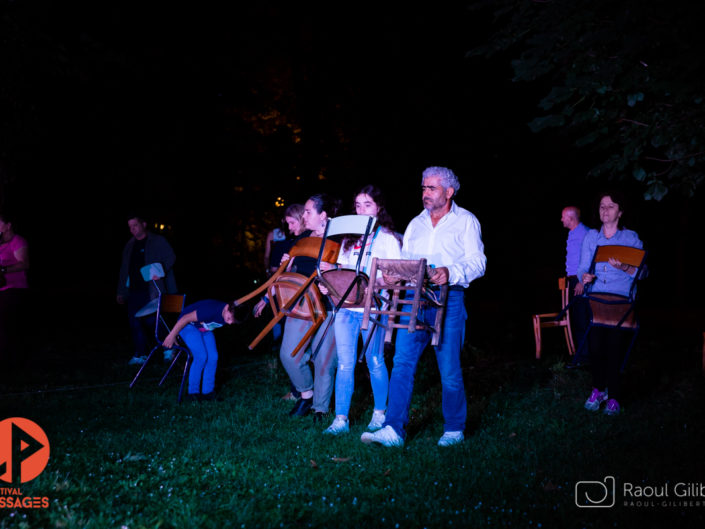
[401,201,486,288]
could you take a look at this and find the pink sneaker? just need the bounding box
[584,388,608,411]
[603,398,621,416]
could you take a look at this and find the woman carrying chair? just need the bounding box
[276,193,341,422]
[320,185,402,435]
[577,191,644,416]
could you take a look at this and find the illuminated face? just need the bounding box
[355,194,380,217]
[421,176,454,213]
[561,209,573,229]
[303,199,326,233]
[285,215,303,236]
[599,196,622,225]
[222,305,236,325]
[128,218,148,240]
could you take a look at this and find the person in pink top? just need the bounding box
[0,211,30,373]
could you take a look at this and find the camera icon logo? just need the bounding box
[575,476,616,508]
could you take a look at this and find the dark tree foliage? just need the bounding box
[468,0,705,201]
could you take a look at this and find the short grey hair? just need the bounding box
[422,166,460,194]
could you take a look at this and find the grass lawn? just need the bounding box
[2,315,705,528]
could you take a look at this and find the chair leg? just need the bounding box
[292,319,324,358]
[178,352,193,404]
[129,345,160,388]
[620,329,639,373]
[532,316,541,360]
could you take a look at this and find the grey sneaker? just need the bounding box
[360,425,403,447]
[438,431,464,447]
[367,410,386,431]
[584,388,608,411]
[323,416,349,435]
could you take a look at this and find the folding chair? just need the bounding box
[361,258,449,346]
[129,292,193,403]
[532,277,575,360]
[576,244,647,371]
[310,215,377,361]
[233,236,340,357]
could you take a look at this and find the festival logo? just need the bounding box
[0,417,50,509]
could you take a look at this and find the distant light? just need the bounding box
[296,176,301,181]
[159,224,165,230]
[234,186,244,192]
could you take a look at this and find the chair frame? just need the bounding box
[532,277,575,360]
[233,236,340,357]
[129,292,193,403]
[361,257,449,346]
[575,244,648,371]
[310,215,377,361]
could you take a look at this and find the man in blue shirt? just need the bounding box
[561,206,590,367]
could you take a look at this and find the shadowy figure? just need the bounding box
[116,213,177,366]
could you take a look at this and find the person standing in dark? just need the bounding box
[561,206,590,367]
[117,214,177,365]
[0,211,30,375]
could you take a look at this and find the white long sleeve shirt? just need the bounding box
[401,201,486,288]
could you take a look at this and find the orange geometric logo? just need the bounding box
[0,418,50,484]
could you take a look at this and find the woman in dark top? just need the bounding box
[163,300,238,400]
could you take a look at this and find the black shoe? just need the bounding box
[200,391,220,402]
[312,411,326,424]
[566,359,590,370]
[184,393,200,402]
[289,397,313,417]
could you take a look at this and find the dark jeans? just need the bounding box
[568,276,590,362]
[126,289,156,356]
[589,325,631,401]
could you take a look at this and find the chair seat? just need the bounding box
[587,293,637,328]
[319,268,369,308]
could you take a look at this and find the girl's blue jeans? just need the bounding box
[333,309,388,417]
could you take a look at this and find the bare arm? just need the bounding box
[163,310,198,348]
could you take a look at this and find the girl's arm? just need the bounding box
[163,310,198,348]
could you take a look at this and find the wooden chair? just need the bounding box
[361,258,448,346]
[578,244,647,371]
[532,277,575,360]
[233,236,340,357]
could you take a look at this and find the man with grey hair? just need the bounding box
[361,166,486,447]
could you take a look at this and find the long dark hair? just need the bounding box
[343,184,399,252]
[308,193,342,218]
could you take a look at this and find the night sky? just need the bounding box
[2,3,702,345]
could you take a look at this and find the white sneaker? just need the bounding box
[367,410,385,431]
[128,355,147,366]
[163,349,175,362]
[323,416,349,435]
[360,425,403,447]
[438,431,464,447]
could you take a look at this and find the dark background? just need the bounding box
[2,3,703,357]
